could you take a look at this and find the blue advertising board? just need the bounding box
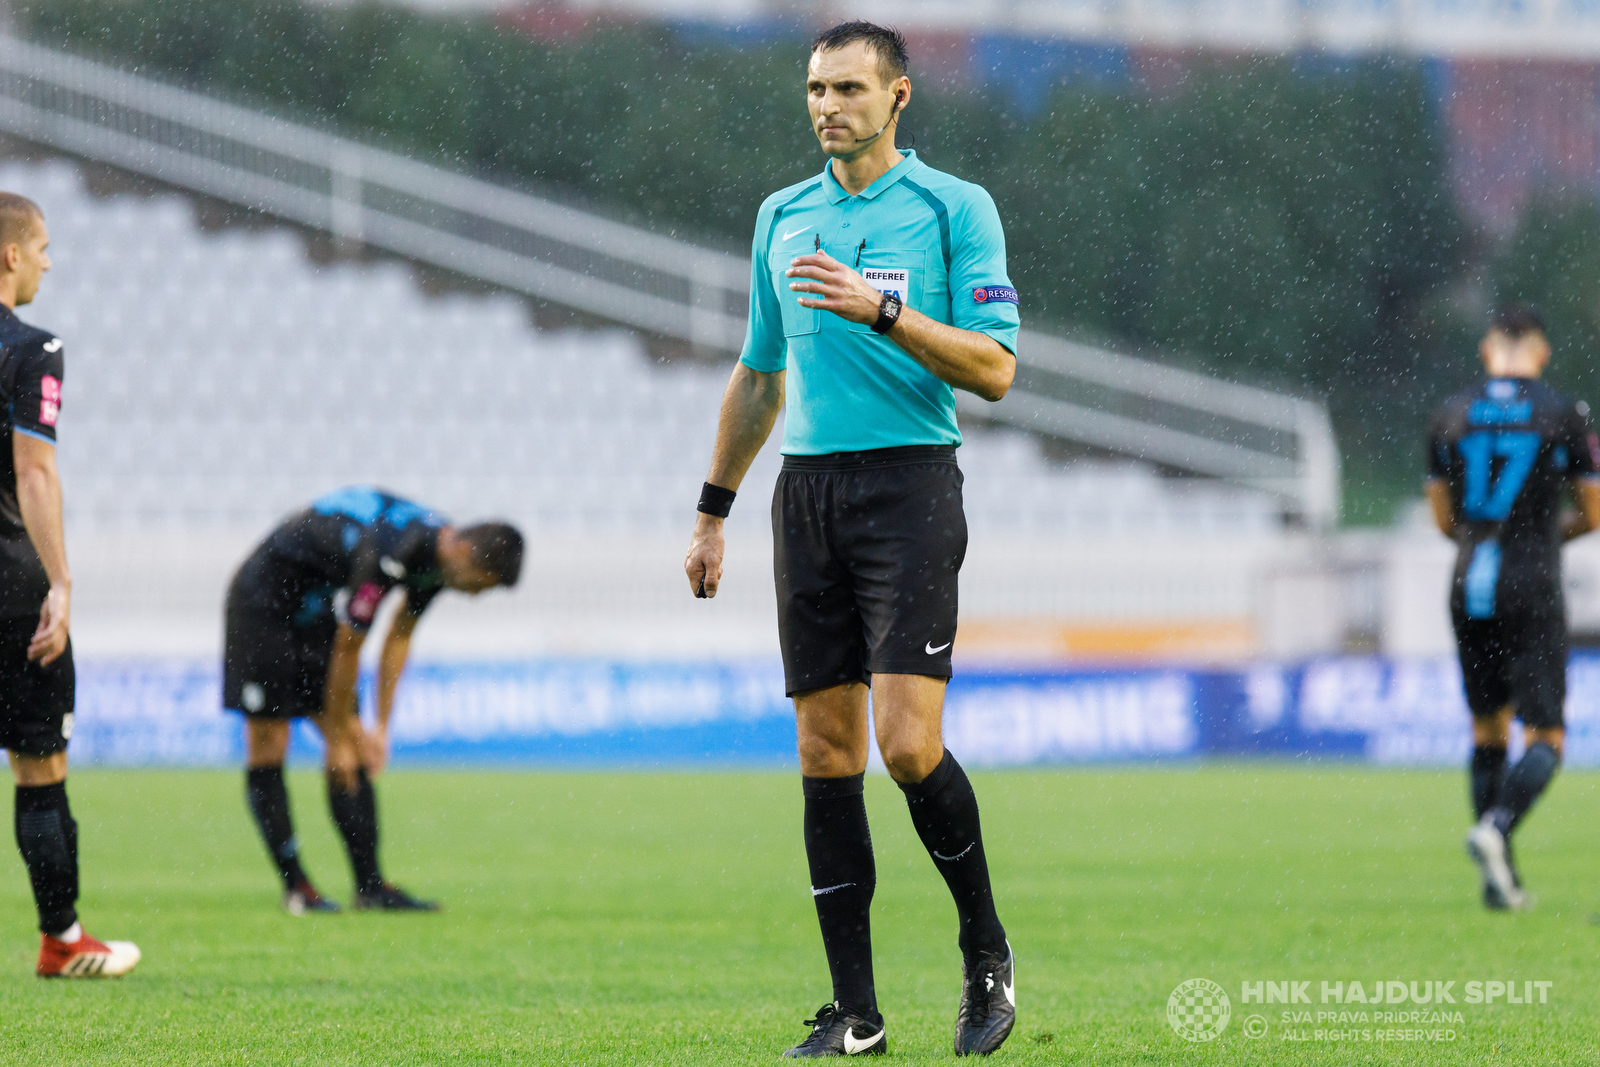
[65,654,1600,768]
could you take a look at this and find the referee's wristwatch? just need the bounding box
[871,291,902,335]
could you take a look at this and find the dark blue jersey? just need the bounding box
[233,486,447,631]
[1427,377,1600,618]
[0,303,63,618]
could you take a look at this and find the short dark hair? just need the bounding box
[1492,302,1545,340]
[0,192,42,250]
[459,522,524,587]
[810,20,909,87]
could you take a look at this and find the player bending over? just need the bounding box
[0,192,140,977]
[1425,304,1600,910]
[224,486,521,913]
[685,22,1018,1057]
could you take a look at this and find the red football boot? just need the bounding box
[36,930,141,978]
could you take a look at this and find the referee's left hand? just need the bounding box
[788,252,884,326]
[685,514,725,598]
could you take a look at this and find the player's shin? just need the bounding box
[803,773,879,1020]
[1470,744,1508,821]
[1491,741,1561,834]
[14,782,79,936]
[897,750,1006,961]
[246,766,307,890]
[326,767,382,894]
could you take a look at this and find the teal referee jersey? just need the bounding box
[738,150,1020,455]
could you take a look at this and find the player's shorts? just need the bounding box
[0,614,75,756]
[223,575,335,719]
[772,445,966,695]
[1450,606,1566,730]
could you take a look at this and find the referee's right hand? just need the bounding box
[685,515,725,599]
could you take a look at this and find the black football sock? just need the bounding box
[803,773,878,1020]
[246,766,308,890]
[1489,741,1561,836]
[898,749,1007,962]
[15,782,79,936]
[326,768,382,894]
[1469,745,1507,821]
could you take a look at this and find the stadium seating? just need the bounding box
[3,159,1276,538]
[1,159,1297,659]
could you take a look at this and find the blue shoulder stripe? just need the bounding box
[312,485,385,524]
[899,177,951,273]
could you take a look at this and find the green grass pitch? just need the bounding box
[0,765,1594,1064]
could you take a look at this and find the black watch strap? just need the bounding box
[871,291,903,335]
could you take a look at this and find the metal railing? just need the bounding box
[0,34,1341,526]
[0,34,751,351]
[963,332,1341,526]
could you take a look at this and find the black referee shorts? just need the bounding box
[0,614,74,757]
[1451,606,1566,731]
[223,571,335,720]
[773,445,966,696]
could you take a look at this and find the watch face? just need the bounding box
[873,291,902,333]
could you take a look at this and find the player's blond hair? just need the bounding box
[0,192,43,252]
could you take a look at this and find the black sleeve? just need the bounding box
[404,582,444,619]
[338,528,408,632]
[401,526,445,618]
[338,522,440,631]
[1569,400,1600,478]
[1425,412,1450,480]
[8,334,63,444]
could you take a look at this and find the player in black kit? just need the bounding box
[1425,304,1600,910]
[225,485,522,913]
[0,192,140,976]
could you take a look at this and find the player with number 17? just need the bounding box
[1425,303,1600,911]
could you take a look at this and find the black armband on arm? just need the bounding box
[698,482,737,518]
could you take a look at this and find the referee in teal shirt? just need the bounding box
[684,21,1017,1058]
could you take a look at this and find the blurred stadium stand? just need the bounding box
[491,1,1600,234]
[20,33,1546,665]
[521,0,1600,56]
[2,159,1322,662]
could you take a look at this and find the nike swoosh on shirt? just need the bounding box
[926,641,952,655]
[782,226,809,242]
[843,1027,885,1055]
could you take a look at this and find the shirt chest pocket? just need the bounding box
[768,249,819,337]
[847,249,927,334]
